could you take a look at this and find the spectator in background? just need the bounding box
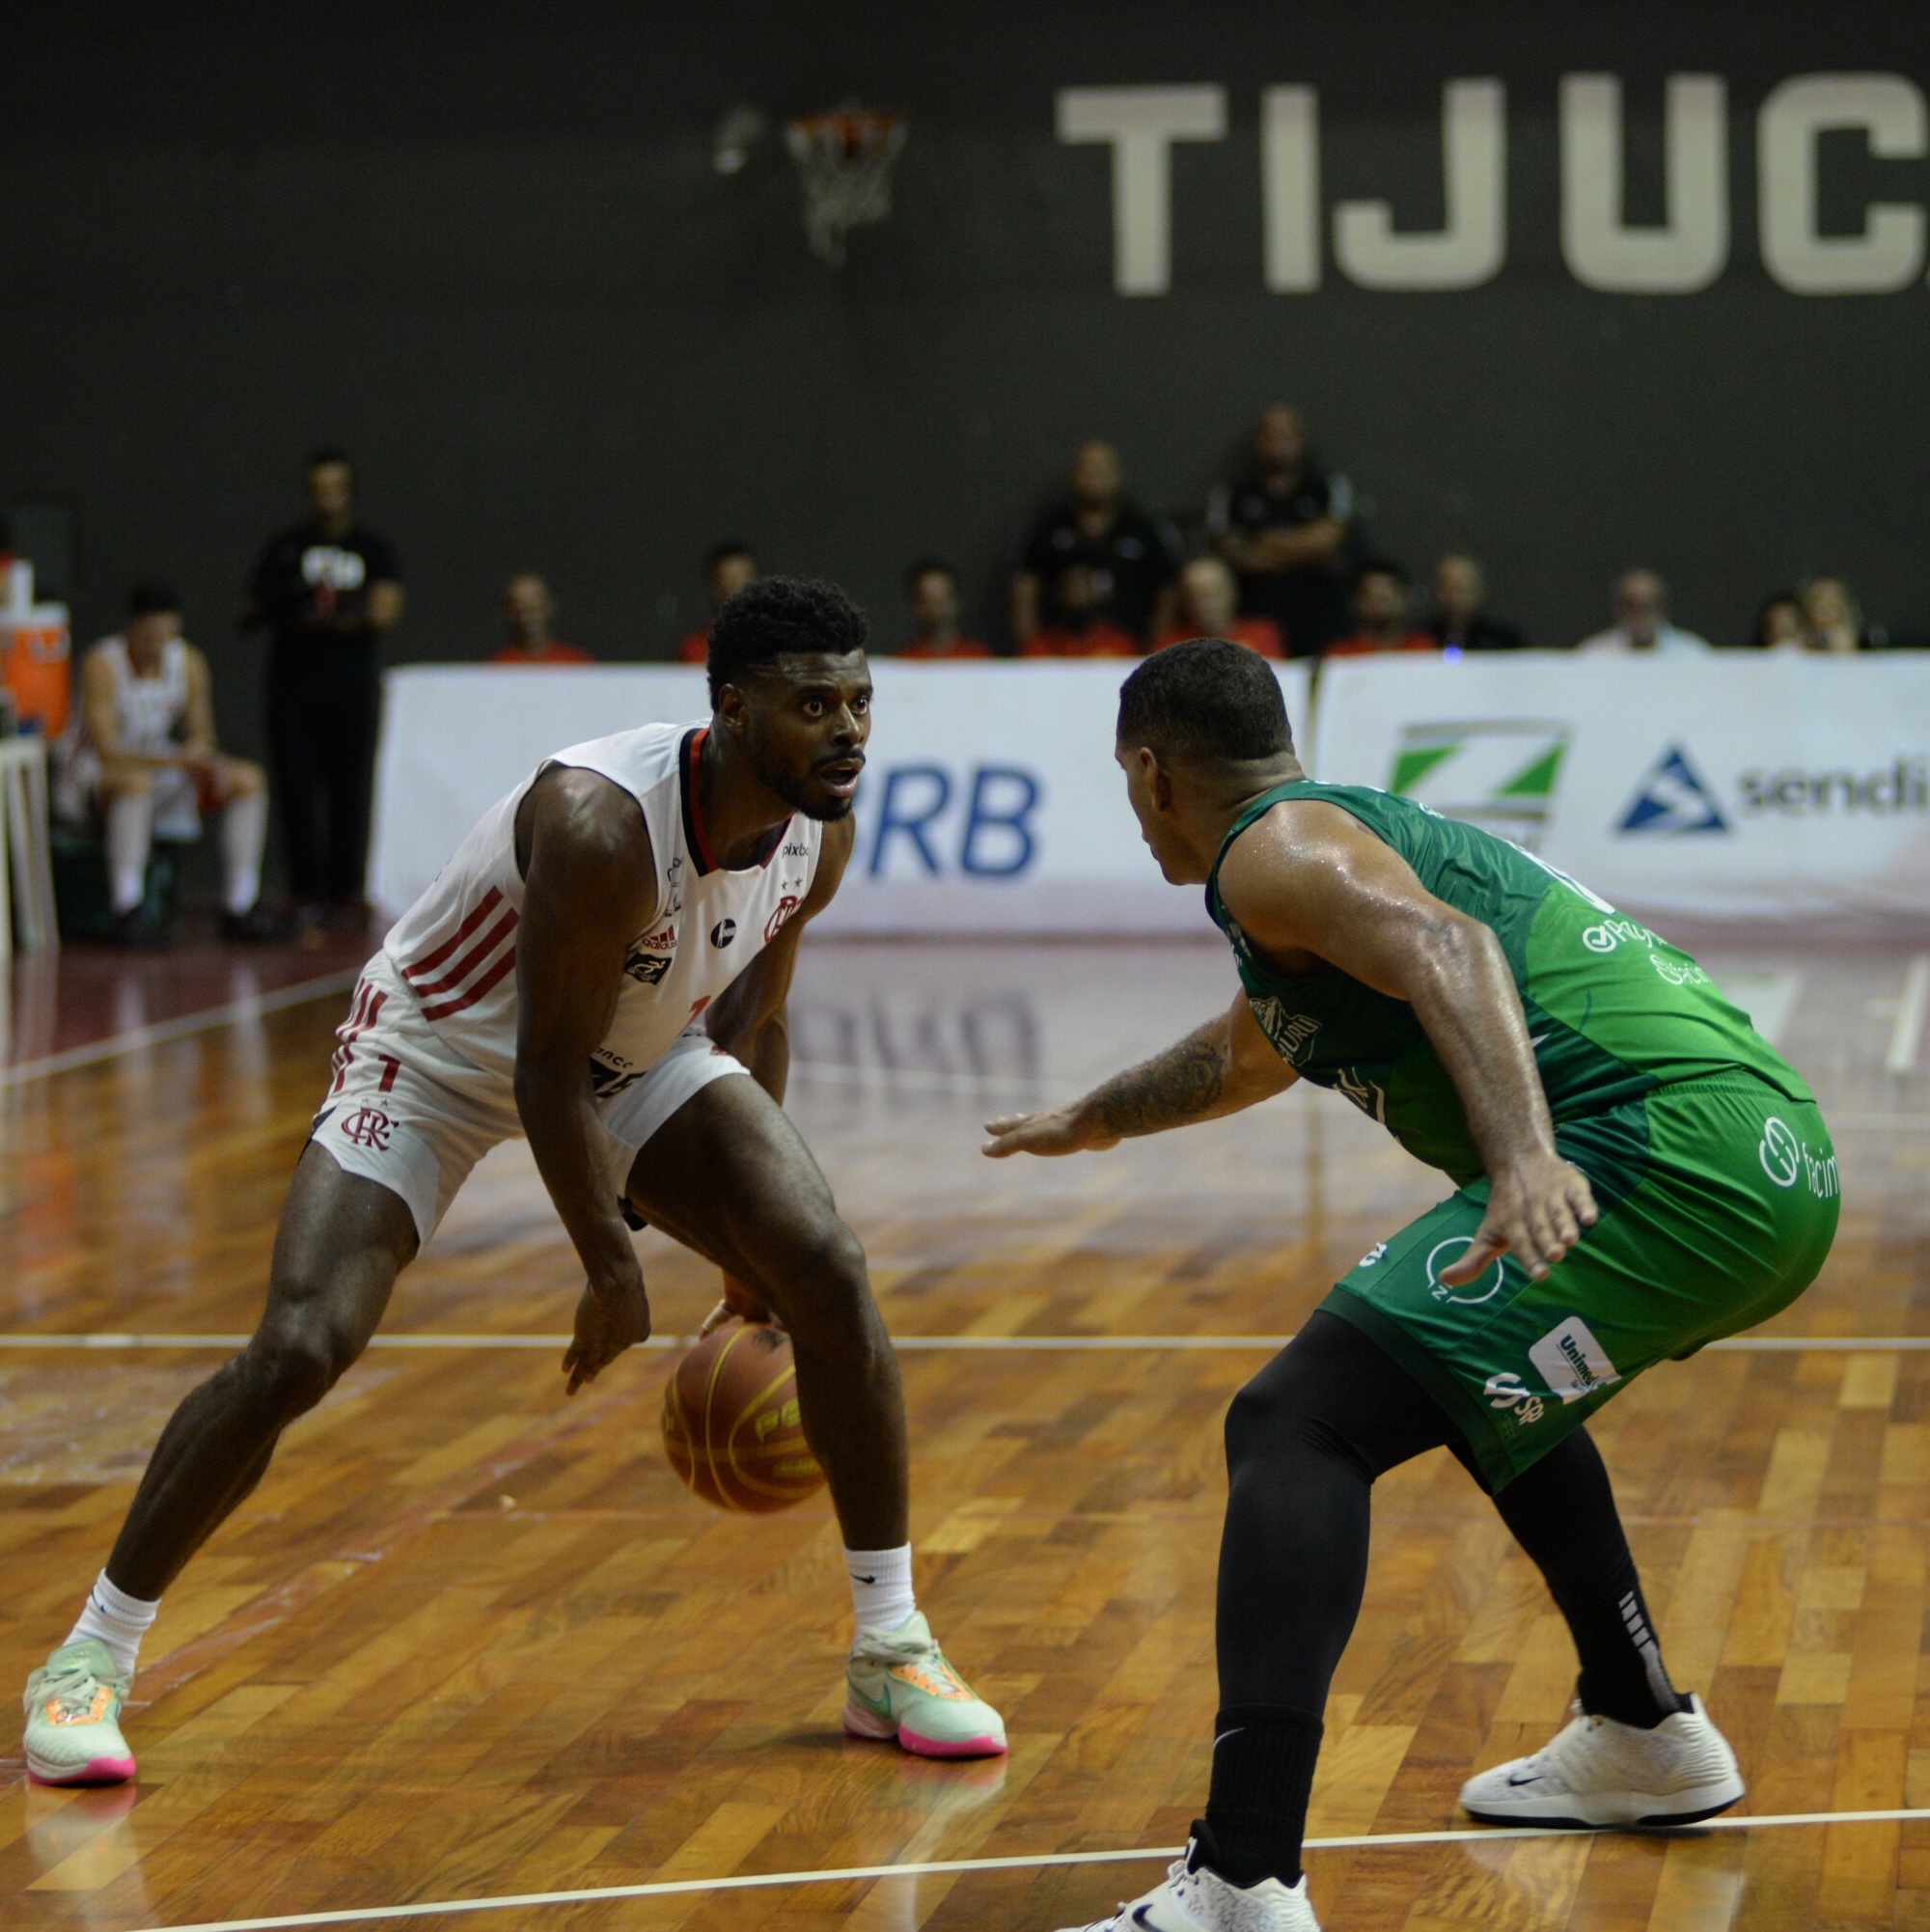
[1207,404,1354,657]
[1325,561,1436,657]
[246,448,402,927]
[491,574,592,665]
[899,560,991,658]
[57,583,277,944]
[1020,562,1140,658]
[1012,441,1180,649]
[676,542,759,663]
[1747,592,1806,649]
[1152,555,1282,656]
[1424,553,1527,651]
[1577,569,1709,654]
[1799,576,1884,651]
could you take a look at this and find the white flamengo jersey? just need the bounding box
[374,724,821,1091]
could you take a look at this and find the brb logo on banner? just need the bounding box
[863,765,1044,878]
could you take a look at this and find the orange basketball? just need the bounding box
[660,1318,826,1513]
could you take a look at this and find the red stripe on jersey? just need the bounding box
[682,730,719,874]
[407,908,519,1001]
[402,887,505,984]
[420,946,517,1023]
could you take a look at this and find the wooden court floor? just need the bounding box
[5,936,1930,1932]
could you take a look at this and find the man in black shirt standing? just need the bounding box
[1207,406,1355,658]
[1011,440,1181,649]
[246,449,403,926]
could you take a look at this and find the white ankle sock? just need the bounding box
[845,1544,916,1637]
[67,1570,160,1679]
[221,789,266,914]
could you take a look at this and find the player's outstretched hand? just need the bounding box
[1439,1149,1599,1286]
[982,1104,1118,1158]
[563,1267,652,1394]
[700,1270,777,1338]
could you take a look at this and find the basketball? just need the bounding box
[660,1318,826,1513]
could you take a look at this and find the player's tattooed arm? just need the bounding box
[1090,1020,1230,1138]
[984,990,1294,1158]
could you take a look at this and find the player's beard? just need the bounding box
[748,734,861,823]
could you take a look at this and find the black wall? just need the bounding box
[5,2,1929,760]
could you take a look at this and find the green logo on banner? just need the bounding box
[1388,720,1570,850]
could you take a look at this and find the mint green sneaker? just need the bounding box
[22,1639,136,1786]
[843,1612,1006,1759]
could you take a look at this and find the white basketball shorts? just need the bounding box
[309,959,750,1245]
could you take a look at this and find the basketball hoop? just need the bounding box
[785,108,907,266]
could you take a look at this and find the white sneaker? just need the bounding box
[1057,1836,1320,1931]
[1459,1696,1744,1828]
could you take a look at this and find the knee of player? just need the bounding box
[780,1218,873,1322]
[243,1312,363,1417]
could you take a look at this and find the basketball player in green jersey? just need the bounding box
[988,640,1837,1932]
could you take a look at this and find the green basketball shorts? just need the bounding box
[1323,1073,1839,1489]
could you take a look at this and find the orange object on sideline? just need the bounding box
[4,612,71,735]
[1149,616,1283,658]
[676,628,710,664]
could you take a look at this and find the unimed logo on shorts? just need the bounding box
[1529,1315,1621,1405]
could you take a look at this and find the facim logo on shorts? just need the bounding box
[1529,1315,1621,1405]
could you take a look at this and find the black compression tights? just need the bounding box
[1204,1311,1688,1889]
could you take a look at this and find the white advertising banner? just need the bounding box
[369,659,1315,933]
[1310,652,1930,921]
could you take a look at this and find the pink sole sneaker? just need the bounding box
[27,1753,137,1786]
[842,1699,1006,1758]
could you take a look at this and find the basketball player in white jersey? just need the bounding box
[54,581,277,942]
[23,576,1006,1786]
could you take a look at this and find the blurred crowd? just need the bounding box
[39,422,1914,944]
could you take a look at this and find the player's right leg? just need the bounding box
[21,1147,417,1786]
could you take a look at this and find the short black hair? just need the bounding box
[1117,636,1294,763]
[708,575,868,704]
[307,446,352,471]
[904,557,956,594]
[706,539,758,571]
[126,580,180,618]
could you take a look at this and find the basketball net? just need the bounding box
[785,109,907,266]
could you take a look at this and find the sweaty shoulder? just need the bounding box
[1217,797,1409,948]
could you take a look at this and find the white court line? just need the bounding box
[6,1331,1930,1354]
[1888,955,1930,1075]
[110,1808,1930,1932]
[0,970,360,1090]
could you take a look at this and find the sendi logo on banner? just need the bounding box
[1616,744,1729,835]
[1388,720,1569,852]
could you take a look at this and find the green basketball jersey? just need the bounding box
[1205,781,1811,1189]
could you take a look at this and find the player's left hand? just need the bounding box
[982,1103,1118,1158]
[1441,1149,1598,1285]
[563,1267,651,1394]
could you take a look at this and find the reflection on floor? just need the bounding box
[3,935,1930,1930]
